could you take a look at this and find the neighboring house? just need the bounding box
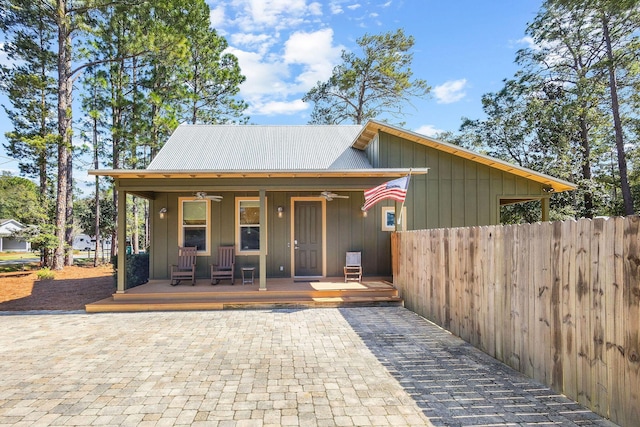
[0,219,30,252]
[92,120,575,292]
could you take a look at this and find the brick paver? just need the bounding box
[0,308,615,426]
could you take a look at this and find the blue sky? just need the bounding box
[0,0,543,183]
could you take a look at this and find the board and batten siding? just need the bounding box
[149,190,393,280]
[368,131,548,229]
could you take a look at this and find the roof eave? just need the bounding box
[88,168,428,179]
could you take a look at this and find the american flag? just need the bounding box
[362,175,410,211]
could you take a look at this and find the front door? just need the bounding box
[294,200,323,277]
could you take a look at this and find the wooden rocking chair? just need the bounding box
[170,246,197,286]
[211,246,235,285]
[344,251,362,282]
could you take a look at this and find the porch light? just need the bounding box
[361,207,367,218]
[159,207,167,219]
[277,206,284,218]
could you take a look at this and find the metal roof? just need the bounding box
[90,121,574,193]
[147,124,370,171]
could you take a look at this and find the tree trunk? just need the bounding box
[110,60,124,259]
[64,152,73,266]
[93,104,100,267]
[579,115,594,218]
[52,0,72,270]
[602,14,634,215]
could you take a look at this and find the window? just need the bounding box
[236,197,266,255]
[179,198,209,255]
[381,206,406,231]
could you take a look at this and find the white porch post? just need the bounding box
[259,189,267,291]
[116,189,127,293]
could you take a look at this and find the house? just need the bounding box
[91,120,575,293]
[0,219,30,252]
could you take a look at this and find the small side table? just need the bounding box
[241,267,255,285]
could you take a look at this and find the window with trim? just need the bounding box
[179,198,209,255]
[236,197,266,255]
[381,206,407,231]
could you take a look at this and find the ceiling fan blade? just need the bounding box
[321,191,349,200]
[195,192,222,201]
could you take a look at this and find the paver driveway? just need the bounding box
[0,307,614,426]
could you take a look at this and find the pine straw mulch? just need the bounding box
[0,264,115,311]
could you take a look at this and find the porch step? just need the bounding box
[85,279,403,313]
[110,287,399,301]
[85,295,403,313]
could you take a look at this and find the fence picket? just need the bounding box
[550,220,563,391]
[623,216,640,426]
[590,218,607,414]
[534,221,552,385]
[562,219,578,401]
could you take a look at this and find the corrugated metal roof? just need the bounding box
[147,125,370,171]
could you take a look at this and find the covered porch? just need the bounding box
[85,276,401,312]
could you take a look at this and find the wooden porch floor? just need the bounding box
[85,277,402,313]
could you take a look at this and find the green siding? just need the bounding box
[374,131,549,229]
[148,189,393,281]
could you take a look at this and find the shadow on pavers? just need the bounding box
[339,307,617,427]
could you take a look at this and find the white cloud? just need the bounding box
[414,125,443,138]
[230,33,275,56]
[227,47,290,98]
[330,2,344,14]
[228,27,344,116]
[207,1,348,119]
[230,0,319,32]
[251,99,308,116]
[433,79,467,104]
[209,5,225,28]
[515,36,564,67]
[515,36,537,50]
[347,3,361,10]
[308,2,323,15]
[283,28,343,90]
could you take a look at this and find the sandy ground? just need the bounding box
[0,264,115,311]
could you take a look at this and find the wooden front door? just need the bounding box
[294,201,323,277]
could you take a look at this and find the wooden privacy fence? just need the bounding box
[392,216,640,427]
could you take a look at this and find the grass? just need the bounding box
[0,251,109,273]
[0,251,38,261]
[0,263,40,273]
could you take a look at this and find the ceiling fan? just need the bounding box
[320,191,349,201]
[194,191,223,202]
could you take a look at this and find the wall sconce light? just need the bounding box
[361,208,368,218]
[159,207,167,219]
[277,206,284,218]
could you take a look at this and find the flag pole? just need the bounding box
[396,169,412,227]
